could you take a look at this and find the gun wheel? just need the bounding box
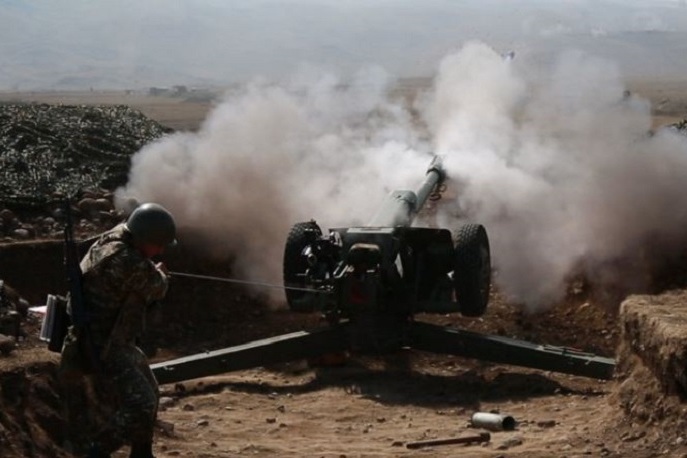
[453,223,491,317]
[283,221,322,312]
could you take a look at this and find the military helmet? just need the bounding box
[126,203,177,247]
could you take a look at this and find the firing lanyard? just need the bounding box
[169,271,331,295]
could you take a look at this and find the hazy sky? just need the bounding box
[2,0,687,88]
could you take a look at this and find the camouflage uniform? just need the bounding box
[59,223,169,454]
[0,280,27,354]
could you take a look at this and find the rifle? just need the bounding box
[47,199,97,372]
[47,200,76,352]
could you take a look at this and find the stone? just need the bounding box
[11,229,30,240]
[0,209,14,223]
[77,198,99,215]
[0,334,15,355]
[156,420,175,437]
[497,436,524,450]
[159,397,176,408]
[94,198,114,212]
[536,420,556,428]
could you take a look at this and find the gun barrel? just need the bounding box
[368,155,445,227]
[415,156,445,211]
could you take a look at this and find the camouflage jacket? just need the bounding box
[76,223,168,347]
[0,280,25,337]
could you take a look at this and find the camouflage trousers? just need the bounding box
[96,344,160,452]
[60,334,159,454]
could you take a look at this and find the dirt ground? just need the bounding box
[1,81,687,458]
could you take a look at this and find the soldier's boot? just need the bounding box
[130,442,155,458]
[85,442,111,458]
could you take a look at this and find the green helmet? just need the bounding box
[126,203,177,247]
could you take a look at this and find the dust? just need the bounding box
[116,41,687,311]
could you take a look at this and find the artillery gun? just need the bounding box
[282,155,489,320]
[151,156,615,384]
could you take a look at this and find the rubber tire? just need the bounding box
[283,221,322,312]
[453,224,491,317]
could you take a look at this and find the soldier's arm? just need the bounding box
[129,260,169,302]
[112,251,169,303]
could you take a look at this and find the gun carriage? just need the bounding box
[150,156,615,384]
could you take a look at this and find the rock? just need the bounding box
[536,420,556,428]
[156,419,175,437]
[16,299,29,317]
[182,404,195,411]
[0,209,14,223]
[0,334,16,355]
[78,198,99,215]
[95,198,114,212]
[80,191,99,199]
[11,229,30,240]
[197,419,209,427]
[266,418,277,424]
[497,436,523,450]
[159,397,176,408]
[0,104,170,208]
[20,224,35,236]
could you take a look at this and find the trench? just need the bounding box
[0,239,321,457]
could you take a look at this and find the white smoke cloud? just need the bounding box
[426,42,687,309]
[118,41,687,310]
[116,66,430,300]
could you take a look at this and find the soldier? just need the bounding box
[0,280,27,355]
[59,203,177,458]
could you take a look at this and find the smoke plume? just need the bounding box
[116,66,430,300]
[117,41,687,310]
[428,42,687,309]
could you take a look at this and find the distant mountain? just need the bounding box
[2,0,687,90]
[521,31,687,80]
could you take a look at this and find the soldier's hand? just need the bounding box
[155,262,169,275]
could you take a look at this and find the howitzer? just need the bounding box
[152,156,615,384]
[282,155,490,319]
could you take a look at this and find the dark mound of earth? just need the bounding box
[0,103,171,209]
